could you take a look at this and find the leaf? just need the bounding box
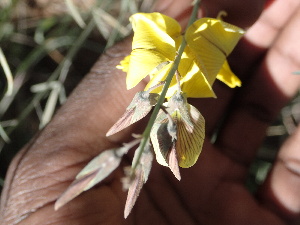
[0,47,13,96]
[55,148,126,210]
[65,0,86,28]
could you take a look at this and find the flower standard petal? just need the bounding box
[187,18,245,56]
[130,13,182,49]
[185,18,244,85]
[178,48,216,98]
[126,13,181,89]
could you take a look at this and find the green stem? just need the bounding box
[188,0,202,27]
[131,0,201,171]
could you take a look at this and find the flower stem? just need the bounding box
[131,0,201,172]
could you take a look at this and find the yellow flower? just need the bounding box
[118,12,244,98]
[150,92,205,170]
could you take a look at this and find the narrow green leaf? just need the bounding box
[0,124,10,143]
[0,47,13,96]
[65,0,86,28]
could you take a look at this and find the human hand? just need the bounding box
[1,0,300,224]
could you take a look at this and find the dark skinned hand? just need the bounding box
[1,0,300,224]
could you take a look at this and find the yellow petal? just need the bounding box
[130,13,182,48]
[126,49,170,89]
[179,48,216,98]
[185,18,244,85]
[176,104,205,168]
[151,95,205,168]
[144,63,179,98]
[187,18,245,55]
[116,55,130,72]
[145,49,216,98]
[217,60,241,88]
[126,13,182,89]
[130,13,179,59]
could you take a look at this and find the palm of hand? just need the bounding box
[1,0,300,224]
[57,136,281,225]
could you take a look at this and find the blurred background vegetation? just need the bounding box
[0,0,155,191]
[0,0,299,195]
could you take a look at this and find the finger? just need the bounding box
[231,0,300,76]
[246,0,300,49]
[260,125,300,222]
[215,7,300,165]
